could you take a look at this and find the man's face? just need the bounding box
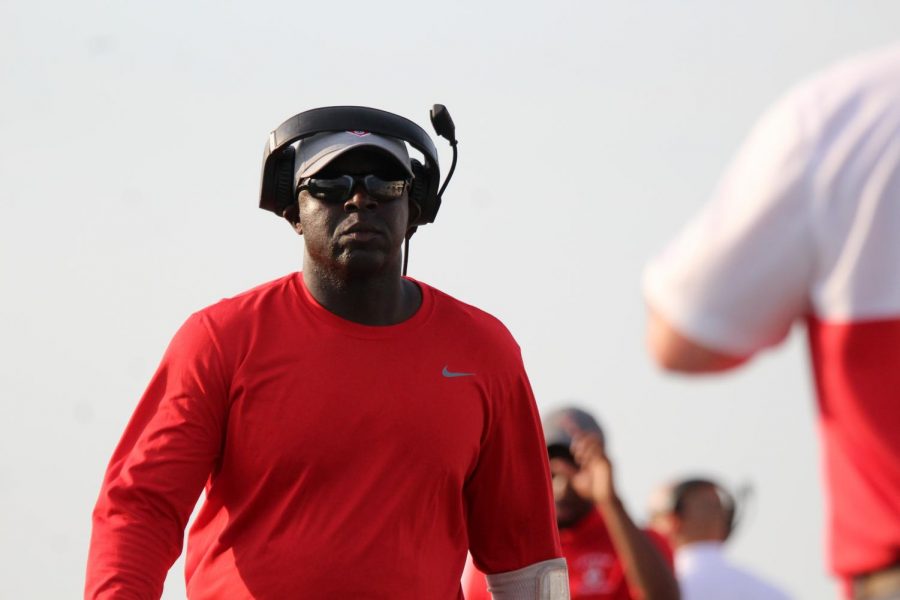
[548,450,594,529]
[679,484,729,542]
[295,148,411,278]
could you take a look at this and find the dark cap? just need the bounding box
[542,406,605,452]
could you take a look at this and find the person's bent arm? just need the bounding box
[571,434,680,600]
[642,85,815,375]
[465,345,567,599]
[86,313,228,599]
[647,307,748,373]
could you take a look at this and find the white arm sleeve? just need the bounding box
[485,558,569,600]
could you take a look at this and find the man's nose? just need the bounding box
[343,184,378,212]
[552,472,568,501]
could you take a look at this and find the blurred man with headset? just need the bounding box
[648,478,791,600]
[86,106,568,599]
[644,44,900,600]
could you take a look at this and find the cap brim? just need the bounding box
[295,131,414,181]
[299,143,413,179]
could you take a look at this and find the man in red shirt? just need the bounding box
[464,407,678,600]
[86,107,567,599]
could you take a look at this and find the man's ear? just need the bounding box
[407,198,422,237]
[283,204,302,235]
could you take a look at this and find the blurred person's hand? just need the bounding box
[570,432,617,507]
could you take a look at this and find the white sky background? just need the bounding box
[2,1,898,598]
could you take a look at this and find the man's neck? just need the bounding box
[302,263,421,326]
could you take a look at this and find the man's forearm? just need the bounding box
[596,497,680,600]
[485,558,570,600]
[85,513,178,599]
[646,307,747,373]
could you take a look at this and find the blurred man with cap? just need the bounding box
[86,111,566,598]
[643,44,900,600]
[464,406,679,600]
[647,478,791,600]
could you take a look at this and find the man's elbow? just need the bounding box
[646,310,747,374]
[648,335,694,373]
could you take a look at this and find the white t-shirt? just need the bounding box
[645,43,900,355]
[677,542,791,600]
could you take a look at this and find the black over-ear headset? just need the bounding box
[259,105,458,229]
[669,478,751,541]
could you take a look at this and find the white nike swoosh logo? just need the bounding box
[442,366,475,378]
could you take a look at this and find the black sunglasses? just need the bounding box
[297,175,410,204]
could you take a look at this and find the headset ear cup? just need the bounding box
[408,159,430,227]
[274,146,296,220]
[721,486,738,540]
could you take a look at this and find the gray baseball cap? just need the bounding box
[542,406,605,451]
[293,130,413,189]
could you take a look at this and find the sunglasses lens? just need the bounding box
[363,175,407,201]
[304,176,354,203]
[301,175,407,203]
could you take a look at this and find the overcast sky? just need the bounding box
[2,1,899,598]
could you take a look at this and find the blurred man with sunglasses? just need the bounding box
[87,124,567,598]
[464,407,679,600]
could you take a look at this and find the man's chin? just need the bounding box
[337,250,395,276]
[554,507,578,529]
[555,502,592,529]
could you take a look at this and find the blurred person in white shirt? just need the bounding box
[648,478,791,600]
